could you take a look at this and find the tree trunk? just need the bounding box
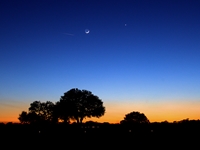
[80,118,83,124]
[76,117,83,124]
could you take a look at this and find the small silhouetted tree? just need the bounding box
[120,111,150,124]
[85,120,98,125]
[56,88,105,124]
[18,101,57,124]
[18,111,29,124]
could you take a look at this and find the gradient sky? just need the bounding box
[0,0,200,123]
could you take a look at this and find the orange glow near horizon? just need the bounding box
[90,99,200,123]
[1,99,200,124]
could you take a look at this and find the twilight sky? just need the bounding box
[0,0,200,123]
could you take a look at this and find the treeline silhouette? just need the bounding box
[18,88,105,124]
[2,119,200,135]
[1,88,199,148]
[1,119,200,149]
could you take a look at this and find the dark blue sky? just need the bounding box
[0,0,200,122]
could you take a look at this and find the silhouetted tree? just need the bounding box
[120,111,150,124]
[161,120,169,124]
[178,118,189,124]
[18,101,57,124]
[56,88,105,124]
[29,101,55,122]
[6,122,13,125]
[18,111,29,124]
[103,122,110,125]
[85,120,98,125]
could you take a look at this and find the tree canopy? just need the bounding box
[18,88,105,124]
[56,88,105,123]
[18,101,56,124]
[120,111,150,124]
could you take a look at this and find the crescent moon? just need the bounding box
[85,29,90,34]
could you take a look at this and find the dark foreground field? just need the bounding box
[1,123,199,149]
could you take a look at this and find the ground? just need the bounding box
[1,124,199,149]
